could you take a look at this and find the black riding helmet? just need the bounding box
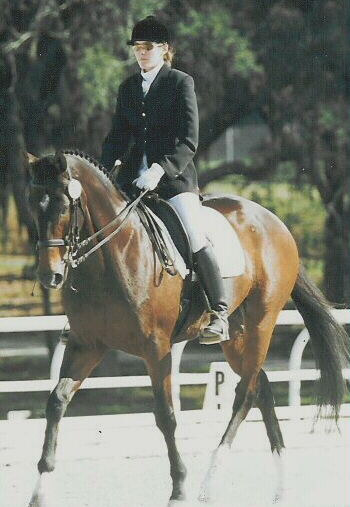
[127,15,170,45]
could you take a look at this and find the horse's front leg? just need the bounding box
[145,343,187,506]
[29,338,105,507]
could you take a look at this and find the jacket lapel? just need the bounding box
[144,64,171,103]
[131,73,144,108]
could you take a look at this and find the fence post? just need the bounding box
[171,341,188,412]
[288,327,310,412]
[50,340,66,380]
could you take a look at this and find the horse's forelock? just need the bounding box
[31,153,68,185]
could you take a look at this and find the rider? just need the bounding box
[101,15,229,344]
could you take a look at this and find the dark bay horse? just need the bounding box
[27,151,348,507]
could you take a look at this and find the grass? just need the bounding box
[2,382,345,420]
[0,352,347,420]
[0,254,63,317]
[0,195,63,317]
[0,197,32,255]
[0,356,50,381]
[0,386,205,419]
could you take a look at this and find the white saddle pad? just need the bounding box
[202,206,245,278]
[147,206,245,279]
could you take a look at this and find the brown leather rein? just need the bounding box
[33,169,148,268]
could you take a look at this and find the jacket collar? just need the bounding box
[132,64,171,104]
[144,64,171,102]
[141,61,164,86]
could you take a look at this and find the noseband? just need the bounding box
[38,238,70,248]
[33,168,148,269]
[37,203,82,250]
[35,168,83,252]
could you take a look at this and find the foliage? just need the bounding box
[77,44,125,116]
[0,0,348,302]
[176,7,262,77]
[197,0,349,303]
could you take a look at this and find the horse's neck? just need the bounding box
[79,175,141,281]
[69,155,127,218]
[81,171,127,233]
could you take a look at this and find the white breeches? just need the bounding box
[167,192,207,253]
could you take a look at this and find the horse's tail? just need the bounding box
[291,264,349,419]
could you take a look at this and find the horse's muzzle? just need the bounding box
[39,271,64,289]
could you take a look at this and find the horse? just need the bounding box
[26,150,348,507]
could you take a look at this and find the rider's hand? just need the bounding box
[133,163,165,191]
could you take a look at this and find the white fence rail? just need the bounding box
[0,310,348,413]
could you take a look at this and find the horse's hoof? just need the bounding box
[167,491,188,506]
[28,495,43,507]
[272,449,285,504]
[273,491,283,504]
[198,491,213,504]
[28,494,50,507]
[166,500,187,507]
[198,473,213,503]
[198,445,232,505]
[29,472,53,507]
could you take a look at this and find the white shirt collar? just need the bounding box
[141,62,164,84]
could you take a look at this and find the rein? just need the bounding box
[68,189,148,268]
[34,167,148,268]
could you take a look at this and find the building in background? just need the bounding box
[206,113,271,164]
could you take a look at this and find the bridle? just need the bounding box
[67,188,148,268]
[36,188,82,252]
[34,168,148,269]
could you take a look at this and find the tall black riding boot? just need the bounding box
[193,244,230,345]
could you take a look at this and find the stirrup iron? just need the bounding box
[199,309,230,345]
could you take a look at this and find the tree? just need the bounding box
[0,0,171,250]
[188,1,349,303]
[0,0,348,304]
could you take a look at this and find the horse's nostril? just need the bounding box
[39,271,64,289]
[54,273,63,286]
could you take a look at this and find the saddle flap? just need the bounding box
[138,197,190,279]
[147,210,189,279]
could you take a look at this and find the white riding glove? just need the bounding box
[133,163,165,191]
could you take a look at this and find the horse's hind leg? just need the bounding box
[29,338,105,507]
[199,311,278,503]
[199,374,258,503]
[256,369,285,503]
[144,341,187,506]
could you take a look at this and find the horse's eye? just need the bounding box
[60,206,69,216]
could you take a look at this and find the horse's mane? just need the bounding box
[30,149,115,188]
[62,149,115,185]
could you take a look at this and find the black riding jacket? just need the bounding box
[101,64,199,199]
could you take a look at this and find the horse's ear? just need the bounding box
[53,152,67,174]
[24,152,39,178]
[27,153,39,164]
